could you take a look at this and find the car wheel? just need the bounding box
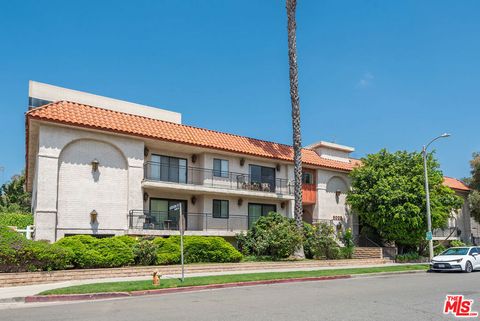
[465,261,473,273]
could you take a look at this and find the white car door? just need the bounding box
[469,248,480,269]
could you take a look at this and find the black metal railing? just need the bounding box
[128,210,249,232]
[143,162,293,195]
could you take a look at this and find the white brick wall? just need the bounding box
[33,124,144,242]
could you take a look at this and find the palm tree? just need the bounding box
[286,0,305,258]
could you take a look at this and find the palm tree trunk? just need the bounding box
[286,0,305,259]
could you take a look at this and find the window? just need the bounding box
[28,97,52,109]
[469,248,479,256]
[302,172,313,184]
[248,203,277,227]
[213,159,229,178]
[249,165,276,189]
[150,155,187,183]
[213,200,229,218]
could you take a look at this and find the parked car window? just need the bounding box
[441,248,469,255]
[469,248,479,255]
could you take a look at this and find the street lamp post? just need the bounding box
[422,133,450,261]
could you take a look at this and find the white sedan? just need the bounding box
[430,247,480,273]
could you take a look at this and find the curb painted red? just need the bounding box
[25,275,351,303]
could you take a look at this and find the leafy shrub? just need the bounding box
[95,237,134,267]
[56,235,134,268]
[153,237,181,264]
[133,239,158,265]
[185,236,242,263]
[0,227,71,272]
[236,213,302,259]
[113,235,138,248]
[302,222,316,259]
[55,235,100,268]
[154,236,242,265]
[24,241,72,271]
[341,228,355,259]
[450,240,466,247]
[395,252,420,263]
[0,212,33,229]
[308,222,342,259]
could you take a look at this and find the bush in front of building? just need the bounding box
[154,236,243,265]
[184,236,243,263]
[56,235,134,268]
[306,222,342,259]
[95,237,135,267]
[0,227,71,272]
[395,252,421,263]
[238,215,352,261]
[0,212,33,229]
[133,239,158,266]
[153,237,181,264]
[236,213,302,260]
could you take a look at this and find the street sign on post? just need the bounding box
[170,203,185,282]
[426,231,433,241]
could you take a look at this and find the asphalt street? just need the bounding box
[2,272,479,321]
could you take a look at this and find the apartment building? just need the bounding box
[26,81,471,244]
[26,82,359,242]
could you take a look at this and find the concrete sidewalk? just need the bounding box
[0,263,409,302]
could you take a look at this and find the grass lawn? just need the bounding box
[40,264,428,295]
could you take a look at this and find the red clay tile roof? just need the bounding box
[26,101,358,172]
[443,176,470,192]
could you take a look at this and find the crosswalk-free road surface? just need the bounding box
[2,272,479,321]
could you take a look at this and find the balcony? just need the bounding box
[302,184,316,204]
[127,210,249,236]
[143,162,293,197]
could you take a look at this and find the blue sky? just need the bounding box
[0,0,478,184]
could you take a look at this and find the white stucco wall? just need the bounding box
[314,169,351,221]
[33,124,144,241]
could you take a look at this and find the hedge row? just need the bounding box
[0,227,71,272]
[58,235,242,269]
[0,229,243,272]
[0,212,33,229]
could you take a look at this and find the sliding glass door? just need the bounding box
[149,198,188,230]
[249,165,276,190]
[248,203,277,228]
[150,155,187,183]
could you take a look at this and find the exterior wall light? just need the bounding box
[238,198,243,206]
[143,192,149,202]
[90,210,98,224]
[191,154,197,163]
[91,159,100,172]
[144,147,150,157]
[280,201,286,209]
[335,189,342,198]
[276,164,281,172]
[191,196,197,205]
[240,158,245,166]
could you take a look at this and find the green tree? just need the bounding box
[346,149,462,249]
[0,171,31,213]
[286,0,305,259]
[466,152,480,222]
